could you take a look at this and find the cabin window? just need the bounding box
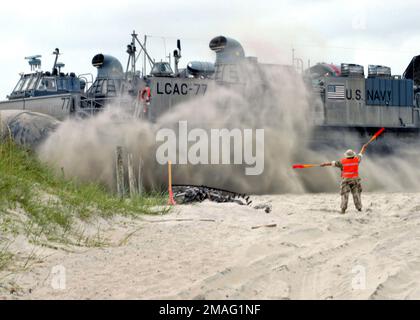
[91,79,101,94]
[88,79,117,96]
[92,79,108,95]
[27,76,38,91]
[57,79,67,91]
[101,80,108,95]
[37,77,57,92]
[151,63,173,75]
[12,79,22,92]
[13,78,25,92]
[21,77,32,91]
[107,79,116,96]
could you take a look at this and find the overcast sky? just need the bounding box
[1,0,420,98]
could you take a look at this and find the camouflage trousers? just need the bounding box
[340,178,362,212]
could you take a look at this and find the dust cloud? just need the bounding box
[36,62,420,194]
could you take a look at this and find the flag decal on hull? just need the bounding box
[327,84,345,100]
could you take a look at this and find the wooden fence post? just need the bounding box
[128,153,137,198]
[115,146,124,198]
[138,157,143,196]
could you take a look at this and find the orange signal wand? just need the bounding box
[367,127,385,144]
[360,127,385,154]
[292,164,322,169]
[167,160,176,205]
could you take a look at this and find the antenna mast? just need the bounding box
[52,48,60,73]
[174,39,181,74]
[131,32,155,77]
[125,30,137,80]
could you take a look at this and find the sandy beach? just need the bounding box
[1,192,420,300]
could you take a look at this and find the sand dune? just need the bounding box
[2,192,420,300]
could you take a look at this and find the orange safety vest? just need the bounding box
[341,157,359,179]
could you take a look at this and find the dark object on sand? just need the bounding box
[254,203,272,213]
[172,185,252,206]
[251,223,277,230]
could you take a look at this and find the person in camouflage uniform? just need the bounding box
[321,145,367,214]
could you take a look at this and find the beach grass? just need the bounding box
[0,139,167,271]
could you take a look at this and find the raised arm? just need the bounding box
[359,144,368,155]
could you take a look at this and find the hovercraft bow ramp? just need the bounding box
[0,110,60,149]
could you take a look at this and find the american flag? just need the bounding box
[327,84,345,100]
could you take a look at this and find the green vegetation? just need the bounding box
[0,139,167,272]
